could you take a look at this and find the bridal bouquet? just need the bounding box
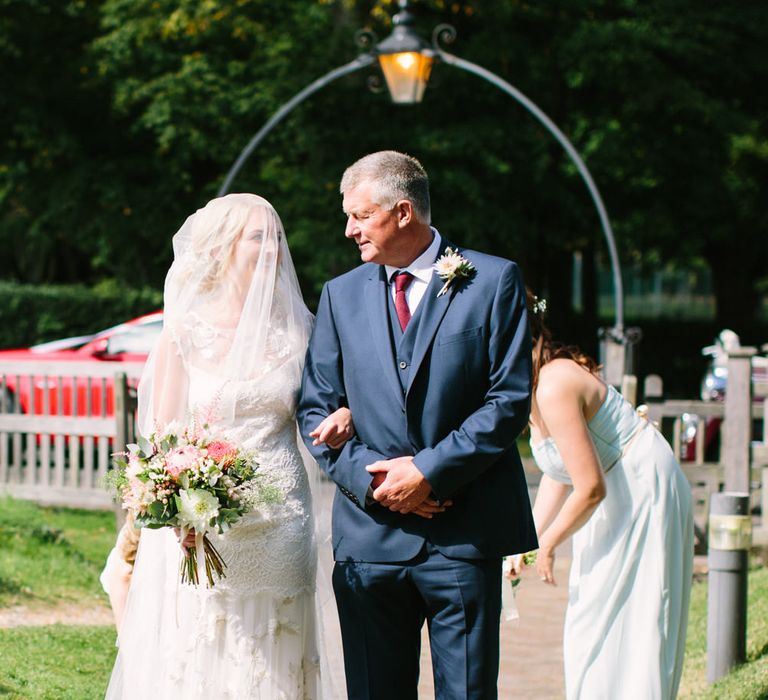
[108,421,281,587]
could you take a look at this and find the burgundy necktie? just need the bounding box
[394,271,414,331]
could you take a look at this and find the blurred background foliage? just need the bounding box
[0,280,162,348]
[1,0,767,390]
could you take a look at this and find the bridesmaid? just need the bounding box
[525,291,693,699]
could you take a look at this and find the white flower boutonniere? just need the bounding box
[433,247,476,297]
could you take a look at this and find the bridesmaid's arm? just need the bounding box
[534,362,607,585]
[532,474,570,537]
[309,407,355,449]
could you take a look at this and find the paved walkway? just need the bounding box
[417,544,571,699]
[416,466,571,699]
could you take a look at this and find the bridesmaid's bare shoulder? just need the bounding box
[537,359,605,414]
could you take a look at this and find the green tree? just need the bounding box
[1,0,766,336]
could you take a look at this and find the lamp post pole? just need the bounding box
[220,0,627,361]
[217,54,375,197]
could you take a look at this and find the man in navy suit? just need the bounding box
[298,151,536,699]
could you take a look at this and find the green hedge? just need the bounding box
[0,280,162,349]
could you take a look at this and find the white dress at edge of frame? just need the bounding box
[530,385,694,700]
[105,345,321,699]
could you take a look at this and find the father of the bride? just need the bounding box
[298,150,536,699]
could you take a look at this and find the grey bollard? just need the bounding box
[707,492,752,683]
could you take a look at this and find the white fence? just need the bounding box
[0,360,142,509]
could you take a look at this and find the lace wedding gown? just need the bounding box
[531,385,693,700]
[105,340,322,699]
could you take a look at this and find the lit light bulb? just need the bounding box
[396,53,416,70]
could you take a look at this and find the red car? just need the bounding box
[0,312,162,418]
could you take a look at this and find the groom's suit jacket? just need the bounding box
[298,242,537,562]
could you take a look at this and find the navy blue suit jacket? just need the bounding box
[298,243,537,562]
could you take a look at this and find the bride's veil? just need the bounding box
[113,193,344,698]
[137,192,312,435]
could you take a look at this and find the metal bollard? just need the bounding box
[707,491,752,683]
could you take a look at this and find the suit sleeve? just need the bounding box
[298,283,387,508]
[412,262,532,500]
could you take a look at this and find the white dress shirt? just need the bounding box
[384,229,442,316]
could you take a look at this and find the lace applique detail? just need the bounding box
[171,312,237,365]
[161,590,319,699]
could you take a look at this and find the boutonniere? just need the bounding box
[433,247,476,297]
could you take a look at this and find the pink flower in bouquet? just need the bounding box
[206,440,237,466]
[165,446,204,478]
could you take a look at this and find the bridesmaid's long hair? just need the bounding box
[527,288,600,392]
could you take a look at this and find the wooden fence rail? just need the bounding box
[0,360,142,509]
[643,347,768,547]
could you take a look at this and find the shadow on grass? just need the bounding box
[0,577,24,596]
[750,640,768,662]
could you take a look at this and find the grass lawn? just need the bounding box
[0,625,116,699]
[0,496,116,609]
[679,562,768,699]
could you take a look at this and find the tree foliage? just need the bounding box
[1,0,766,332]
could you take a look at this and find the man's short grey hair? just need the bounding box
[340,150,431,224]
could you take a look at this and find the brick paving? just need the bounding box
[417,545,571,699]
[417,467,571,699]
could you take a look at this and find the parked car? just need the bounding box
[0,311,162,418]
[681,329,767,461]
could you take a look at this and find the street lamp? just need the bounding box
[218,0,629,373]
[374,1,434,104]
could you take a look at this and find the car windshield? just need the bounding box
[105,319,163,355]
[31,334,98,353]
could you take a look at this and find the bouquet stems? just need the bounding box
[180,534,227,587]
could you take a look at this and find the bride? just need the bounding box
[102,194,350,699]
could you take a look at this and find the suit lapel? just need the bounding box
[365,266,404,404]
[405,240,461,396]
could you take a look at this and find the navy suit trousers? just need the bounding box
[332,543,502,700]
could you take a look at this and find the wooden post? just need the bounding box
[643,374,663,402]
[114,372,130,457]
[113,372,130,531]
[722,348,756,493]
[600,334,625,387]
[621,374,638,407]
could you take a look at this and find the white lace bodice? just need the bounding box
[185,360,315,599]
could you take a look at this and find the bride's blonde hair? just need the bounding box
[180,200,252,296]
[527,288,600,392]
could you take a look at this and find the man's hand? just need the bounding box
[366,457,433,514]
[370,471,386,491]
[410,496,452,519]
